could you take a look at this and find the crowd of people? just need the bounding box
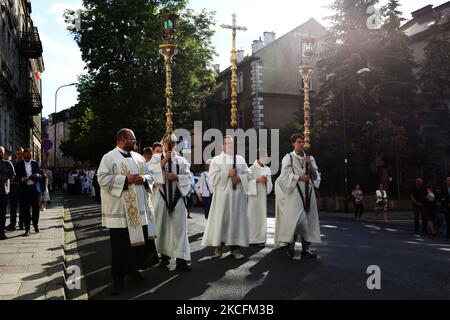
[2,131,448,297]
[0,146,103,240]
[97,129,321,295]
[410,178,450,238]
[350,178,450,238]
[0,147,50,239]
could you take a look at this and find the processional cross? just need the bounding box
[221,14,247,190]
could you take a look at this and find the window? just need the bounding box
[221,80,229,100]
[237,73,244,94]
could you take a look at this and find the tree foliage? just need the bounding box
[60,0,217,164]
[416,14,450,177]
[313,0,422,194]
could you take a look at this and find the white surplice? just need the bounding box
[150,152,191,261]
[277,152,321,245]
[201,152,251,247]
[274,177,286,247]
[247,161,273,244]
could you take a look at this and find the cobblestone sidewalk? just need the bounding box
[0,196,65,300]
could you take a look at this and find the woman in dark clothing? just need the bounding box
[423,184,438,236]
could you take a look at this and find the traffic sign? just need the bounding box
[42,139,53,151]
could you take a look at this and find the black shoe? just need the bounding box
[187,216,193,219]
[176,263,192,272]
[131,271,144,282]
[111,280,124,296]
[23,231,30,237]
[0,234,7,240]
[143,254,160,269]
[5,225,16,231]
[286,243,295,259]
[301,250,318,260]
[34,227,39,233]
[158,259,170,269]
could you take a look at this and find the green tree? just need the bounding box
[416,14,450,180]
[315,0,423,195]
[61,0,217,164]
[366,0,418,196]
[315,0,382,192]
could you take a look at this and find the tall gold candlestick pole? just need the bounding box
[299,35,318,152]
[159,11,178,211]
[299,35,318,211]
[299,66,313,151]
[159,43,177,137]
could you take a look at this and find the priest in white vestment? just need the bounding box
[247,149,273,245]
[151,134,192,272]
[201,136,251,260]
[277,133,321,259]
[98,129,158,295]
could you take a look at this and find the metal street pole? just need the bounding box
[54,83,76,170]
[343,89,350,212]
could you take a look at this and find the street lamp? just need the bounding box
[54,83,76,170]
[299,35,318,151]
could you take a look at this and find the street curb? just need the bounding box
[63,198,89,300]
[47,197,67,300]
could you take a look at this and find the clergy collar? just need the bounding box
[116,146,132,156]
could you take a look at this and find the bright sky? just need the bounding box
[31,0,445,118]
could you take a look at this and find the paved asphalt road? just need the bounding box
[65,195,450,300]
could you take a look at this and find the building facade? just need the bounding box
[401,1,450,181]
[204,18,327,131]
[0,0,44,161]
[46,107,76,169]
[401,2,450,67]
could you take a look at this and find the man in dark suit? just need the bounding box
[0,146,15,240]
[6,147,24,231]
[443,176,450,239]
[15,148,42,236]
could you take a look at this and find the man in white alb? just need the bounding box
[276,133,321,259]
[201,136,251,260]
[247,149,273,246]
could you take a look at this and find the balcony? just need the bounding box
[0,61,14,96]
[20,92,43,116]
[19,28,43,59]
